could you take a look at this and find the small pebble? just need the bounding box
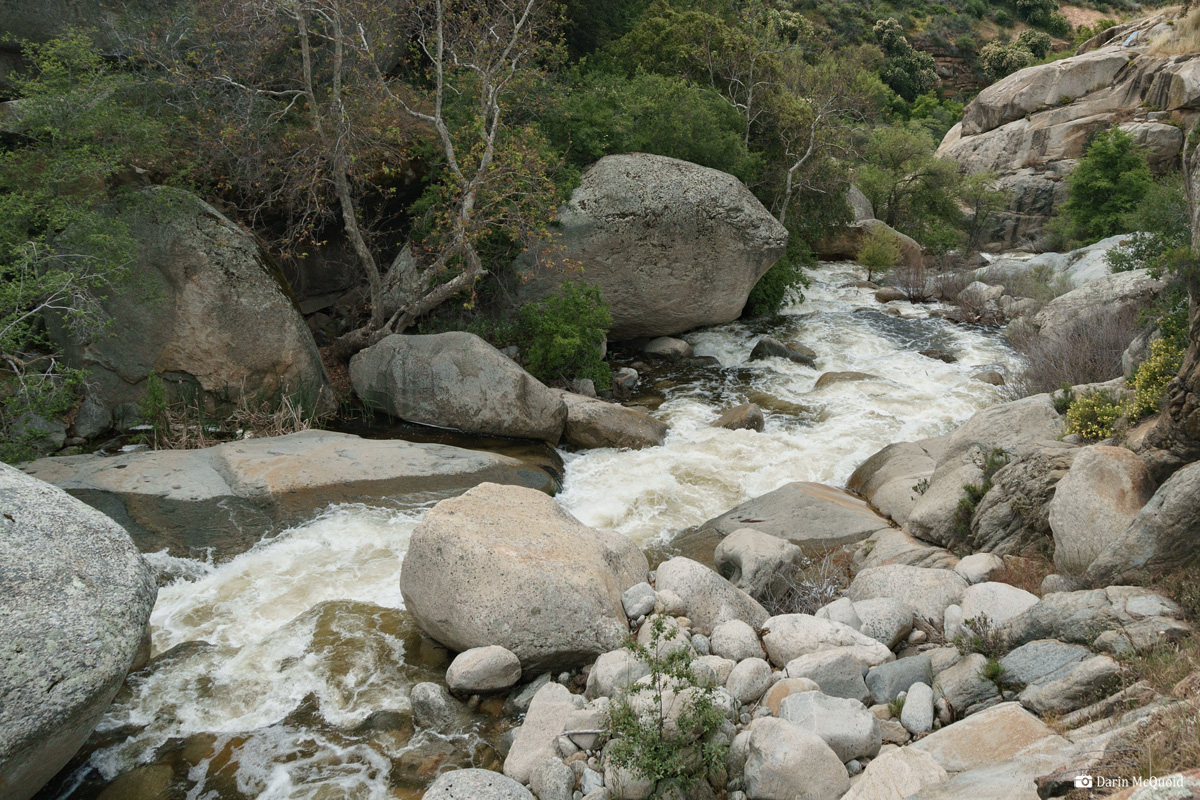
[847,759,863,776]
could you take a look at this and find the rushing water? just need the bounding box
[41,262,1023,800]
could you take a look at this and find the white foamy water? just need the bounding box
[73,260,1022,799]
[556,262,1023,545]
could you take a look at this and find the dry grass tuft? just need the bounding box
[1149,7,1200,56]
[1009,306,1141,396]
[759,549,852,617]
[993,552,1057,597]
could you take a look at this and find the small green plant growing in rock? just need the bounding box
[1052,383,1075,414]
[1128,339,1186,419]
[138,371,170,446]
[606,616,728,796]
[979,655,1014,693]
[1064,389,1125,440]
[887,696,906,719]
[952,448,1010,541]
[912,477,930,495]
[954,614,1009,660]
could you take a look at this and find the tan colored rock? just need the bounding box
[557,391,668,450]
[712,402,765,432]
[761,614,894,668]
[763,677,820,716]
[842,745,948,800]
[911,702,1067,773]
[654,557,767,635]
[400,483,648,671]
[1049,445,1157,573]
[815,371,880,389]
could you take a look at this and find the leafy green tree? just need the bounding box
[857,226,901,282]
[855,123,962,243]
[518,283,613,389]
[1016,29,1053,59]
[546,71,758,182]
[0,30,170,461]
[908,92,965,142]
[873,18,937,102]
[978,39,1033,80]
[1062,127,1153,243]
[960,171,1012,251]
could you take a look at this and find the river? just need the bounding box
[39,262,1023,800]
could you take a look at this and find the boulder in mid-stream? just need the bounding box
[349,331,567,442]
[515,153,789,340]
[425,768,535,800]
[23,430,555,557]
[400,483,648,671]
[557,390,668,450]
[0,463,157,800]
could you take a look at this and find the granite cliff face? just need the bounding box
[939,11,1200,248]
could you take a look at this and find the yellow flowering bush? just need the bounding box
[1065,390,1124,440]
[1128,338,1185,419]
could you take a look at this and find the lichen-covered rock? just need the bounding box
[517,153,788,340]
[0,464,157,800]
[400,483,648,671]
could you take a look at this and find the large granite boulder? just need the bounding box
[557,391,667,450]
[1085,461,1200,584]
[1049,445,1156,573]
[0,464,157,800]
[350,331,567,443]
[654,556,768,635]
[49,188,331,435]
[516,153,788,340]
[23,430,554,557]
[399,483,648,671]
[816,218,924,269]
[848,565,967,627]
[1031,270,1165,342]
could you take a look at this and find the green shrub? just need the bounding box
[1016,29,1053,59]
[952,448,1009,541]
[874,18,938,101]
[1065,389,1124,440]
[518,282,612,389]
[979,40,1034,80]
[743,238,811,317]
[857,226,901,282]
[1062,128,1152,243]
[1129,338,1186,419]
[606,616,728,794]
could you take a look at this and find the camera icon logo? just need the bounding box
[1074,775,1094,788]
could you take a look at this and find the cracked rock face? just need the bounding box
[517,153,788,340]
[0,463,157,800]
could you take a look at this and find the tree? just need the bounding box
[0,31,169,461]
[979,39,1034,80]
[960,171,1012,251]
[873,18,937,102]
[154,0,564,359]
[855,123,962,241]
[1017,29,1053,59]
[1062,127,1152,243]
[857,225,900,282]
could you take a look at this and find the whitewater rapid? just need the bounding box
[52,262,1024,799]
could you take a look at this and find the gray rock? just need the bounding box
[866,655,934,706]
[47,188,331,425]
[586,650,650,700]
[643,336,694,362]
[954,553,1004,585]
[622,583,657,620]
[1018,655,1121,715]
[531,759,575,800]
[0,464,157,800]
[505,673,552,716]
[785,649,871,704]
[932,654,1002,719]
[743,717,850,800]
[725,658,774,704]
[761,614,893,668]
[446,646,523,694]
[999,640,1091,690]
[350,331,567,442]
[1049,445,1156,572]
[695,655,736,685]
[690,633,710,656]
[1085,461,1200,584]
[709,619,765,663]
[712,403,765,432]
[72,396,113,440]
[848,565,967,627]
[426,768,536,799]
[1002,586,1186,650]
[779,691,883,762]
[847,438,944,527]
[504,682,586,783]
[653,557,767,636]
[959,582,1039,628]
[901,682,935,734]
[750,337,817,367]
[1032,270,1165,344]
[968,443,1077,556]
[713,528,804,600]
[603,743,655,800]
[558,392,668,450]
[517,153,788,340]
[581,767,604,796]
[853,529,958,572]
[815,598,862,631]
[400,484,648,671]
[853,597,915,651]
[411,682,463,733]
[699,481,892,551]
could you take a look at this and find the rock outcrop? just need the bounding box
[24,430,554,556]
[399,483,648,671]
[350,331,567,443]
[939,11,1200,247]
[0,464,157,800]
[516,153,788,340]
[49,188,330,436]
